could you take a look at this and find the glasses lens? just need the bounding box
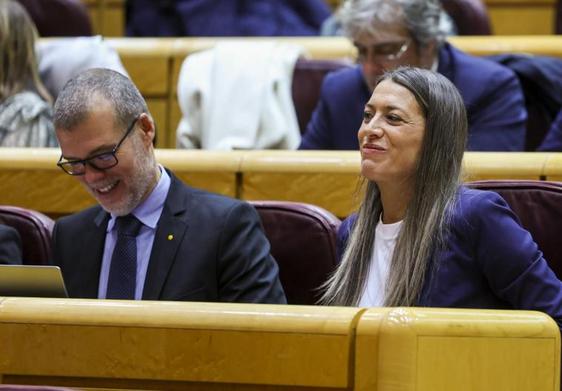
[60,161,85,175]
[90,153,118,170]
[376,42,404,56]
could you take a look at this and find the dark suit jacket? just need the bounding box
[299,42,527,151]
[51,171,286,303]
[540,110,562,151]
[0,225,22,265]
[337,187,562,330]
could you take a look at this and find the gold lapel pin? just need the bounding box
[167,234,174,241]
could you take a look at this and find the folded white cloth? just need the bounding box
[37,36,129,99]
[176,42,305,150]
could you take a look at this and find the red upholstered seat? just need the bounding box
[0,206,54,265]
[16,0,92,37]
[468,180,562,279]
[441,0,492,35]
[250,201,341,305]
[292,58,351,134]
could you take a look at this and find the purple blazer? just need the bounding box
[300,43,527,151]
[337,187,562,329]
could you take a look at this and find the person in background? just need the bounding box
[320,67,562,331]
[300,0,527,151]
[0,0,56,147]
[51,68,286,304]
[0,224,22,264]
[126,0,331,37]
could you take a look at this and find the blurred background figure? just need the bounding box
[16,0,92,37]
[0,0,56,147]
[126,0,332,36]
[300,0,526,151]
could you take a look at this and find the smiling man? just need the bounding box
[299,0,527,151]
[51,68,286,303]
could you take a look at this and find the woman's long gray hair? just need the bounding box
[320,67,467,306]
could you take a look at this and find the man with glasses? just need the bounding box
[299,0,527,151]
[51,68,286,303]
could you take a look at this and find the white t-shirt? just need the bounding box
[358,217,403,307]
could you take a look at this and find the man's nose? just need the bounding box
[82,164,106,183]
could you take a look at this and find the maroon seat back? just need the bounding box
[0,206,54,265]
[441,0,492,35]
[468,180,562,279]
[291,58,351,134]
[16,0,92,37]
[250,201,341,305]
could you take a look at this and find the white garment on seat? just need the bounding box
[359,217,403,307]
[37,36,129,99]
[176,42,305,150]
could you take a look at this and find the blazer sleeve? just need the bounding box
[216,202,287,304]
[538,110,562,152]
[465,65,527,151]
[0,225,23,265]
[468,192,562,327]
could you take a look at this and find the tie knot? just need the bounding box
[115,215,142,237]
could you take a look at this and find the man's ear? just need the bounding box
[138,113,156,147]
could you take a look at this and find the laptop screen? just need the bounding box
[0,265,68,298]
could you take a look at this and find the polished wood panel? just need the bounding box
[0,299,557,390]
[355,307,560,391]
[1,150,560,219]
[0,298,362,390]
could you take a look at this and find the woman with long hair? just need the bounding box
[0,0,56,147]
[321,67,562,328]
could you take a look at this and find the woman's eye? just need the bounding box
[386,114,402,123]
[363,111,373,122]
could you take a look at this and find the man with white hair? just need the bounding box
[300,0,527,151]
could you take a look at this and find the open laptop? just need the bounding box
[0,265,68,298]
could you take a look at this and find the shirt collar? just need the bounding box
[107,165,171,232]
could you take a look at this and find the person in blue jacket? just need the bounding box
[319,67,562,331]
[300,0,527,151]
[539,110,562,151]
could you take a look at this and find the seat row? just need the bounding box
[47,35,562,148]
[3,149,562,218]
[3,178,562,304]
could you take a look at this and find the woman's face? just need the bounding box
[358,79,425,186]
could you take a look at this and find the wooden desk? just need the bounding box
[0,298,557,390]
[0,298,363,390]
[1,149,559,219]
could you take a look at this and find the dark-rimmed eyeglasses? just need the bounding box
[355,39,412,62]
[57,115,140,176]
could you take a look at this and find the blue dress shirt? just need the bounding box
[98,166,171,299]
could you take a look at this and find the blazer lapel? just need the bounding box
[78,209,108,298]
[142,172,191,300]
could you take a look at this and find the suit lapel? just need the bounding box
[78,208,109,298]
[142,172,191,300]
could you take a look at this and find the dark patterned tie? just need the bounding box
[106,215,143,299]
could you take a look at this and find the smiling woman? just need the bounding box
[319,67,562,332]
